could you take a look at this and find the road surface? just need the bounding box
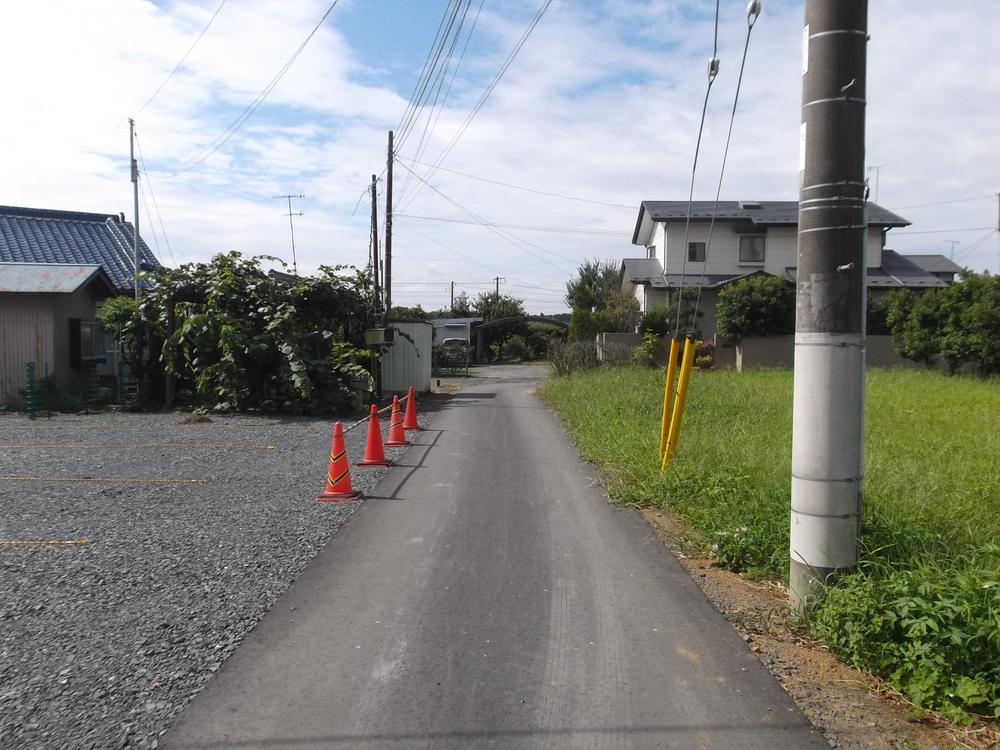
[164,364,826,749]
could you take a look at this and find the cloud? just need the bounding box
[0,0,996,313]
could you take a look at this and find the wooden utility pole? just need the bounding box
[370,174,381,309]
[790,0,868,612]
[385,130,394,319]
[129,118,141,300]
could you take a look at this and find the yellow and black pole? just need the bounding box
[658,338,680,461]
[661,336,697,471]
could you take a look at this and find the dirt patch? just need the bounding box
[641,508,999,750]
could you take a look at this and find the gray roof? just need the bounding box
[902,254,964,275]
[784,250,948,289]
[0,262,116,294]
[632,200,910,245]
[662,270,775,289]
[0,205,160,293]
[621,258,669,288]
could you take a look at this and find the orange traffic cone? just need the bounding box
[385,395,410,446]
[316,423,362,501]
[402,386,421,431]
[358,404,392,466]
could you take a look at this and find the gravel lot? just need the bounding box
[0,407,428,749]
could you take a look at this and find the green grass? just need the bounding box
[540,366,1000,722]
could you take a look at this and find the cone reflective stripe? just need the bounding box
[385,395,410,446]
[358,404,392,466]
[316,423,361,501]
[402,386,421,430]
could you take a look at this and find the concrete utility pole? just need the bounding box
[944,240,960,261]
[274,194,304,276]
[129,118,141,300]
[450,281,455,311]
[494,276,505,295]
[790,0,868,612]
[370,175,381,309]
[385,130,394,318]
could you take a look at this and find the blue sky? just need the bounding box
[1,0,998,312]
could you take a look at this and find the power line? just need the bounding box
[398,0,554,212]
[395,213,622,236]
[395,160,577,272]
[892,225,994,235]
[887,194,994,211]
[134,129,176,265]
[395,157,635,209]
[952,229,998,263]
[690,2,761,333]
[136,0,228,115]
[153,0,341,178]
[674,0,721,340]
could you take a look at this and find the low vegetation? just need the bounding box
[540,366,999,722]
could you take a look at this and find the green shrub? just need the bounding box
[633,331,659,366]
[501,335,529,360]
[639,305,672,336]
[716,275,794,340]
[550,340,598,376]
[568,308,600,343]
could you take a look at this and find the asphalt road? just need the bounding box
[163,364,826,749]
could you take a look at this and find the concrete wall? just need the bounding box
[734,335,952,371]
[596,332,641,362]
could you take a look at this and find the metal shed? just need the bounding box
[381,318,432,395]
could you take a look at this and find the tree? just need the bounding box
[887,272,1000,375]
[474,291,525,321]
[565,259,621,312]
[716,275,795,340]
[450,291,474,317]
[389,304,429,319]
[596,290,640,333]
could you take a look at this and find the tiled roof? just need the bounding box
[902,254,964,275]
[0,263,115,294]
[783,250,948,289]
[632,200,910,245]
[621,258,669,288]
[0,205,159,293]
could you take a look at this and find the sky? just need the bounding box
[1,0,997,313]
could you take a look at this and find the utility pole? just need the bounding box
[790,0,868,612]
[450,281,455,311]
[129,118,141,300]
[944,240,960,261]
[370,175,381,310]
[274,194,304,276]
[493,276,505,295]
[385,130,394,319]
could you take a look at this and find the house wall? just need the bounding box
[657,222,885,276]
[734,335,954,371]
[0,294,55,405]
[382,319,433,394]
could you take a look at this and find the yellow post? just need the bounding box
[661,336,697,470]
[658,338,680,460]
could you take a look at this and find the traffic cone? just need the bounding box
[385,395,410,446]
[358,404,392,466]
[402,386,421,431]
[316,423,362,501]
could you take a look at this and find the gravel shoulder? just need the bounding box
[0,408,429,750]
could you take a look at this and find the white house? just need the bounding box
[623,200,948,338]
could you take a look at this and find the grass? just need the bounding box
[540,365,1000,722]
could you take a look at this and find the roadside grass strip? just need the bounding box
[540,366,1000,723]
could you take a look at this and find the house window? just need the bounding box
[688,242,706,262]
[739,235,766,264]
[70,319,110,367]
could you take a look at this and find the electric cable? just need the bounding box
[395,213,622,236]
[689,1,761,334]
[673,0,722,340]
[398,0,554,212]
[134,129,177,265]
[395,157,635,209]
[395,160,578,272]
[136,0,228,115]
[154,0,341,178]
